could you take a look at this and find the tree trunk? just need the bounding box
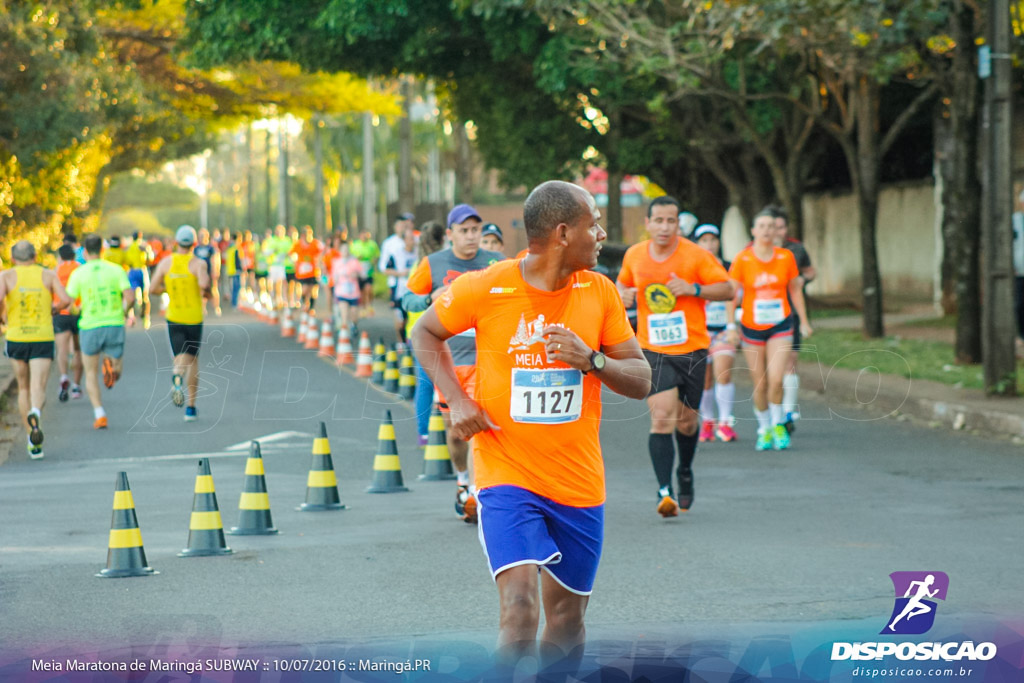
[313,114,326,236]
[277,119,289,227]
[937,3,983,362]
[606,168,624,243]
[398,78,415,215]
[264,128,273,231]
[604,107,624,242]
[855,78,885,338]
[245,123,254,233]
[455,121,473,204]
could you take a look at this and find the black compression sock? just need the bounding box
[675,428,699,473]
[648,433,675,491]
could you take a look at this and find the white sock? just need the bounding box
[60,374,68,383]
[29,407,40,418]
[94,406,106,419]
[715,382,735,422]
[699,389,715,421]
[783,373,800,416]
[769,402,785,427]
[755,408,771,432]
[456,470,469,486]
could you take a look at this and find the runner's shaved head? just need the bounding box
[523,181,589,241]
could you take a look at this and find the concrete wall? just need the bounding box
[721,181,938,301]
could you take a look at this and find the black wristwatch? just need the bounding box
[585,350,606,374]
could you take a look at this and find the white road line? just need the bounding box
[225,431,314,451]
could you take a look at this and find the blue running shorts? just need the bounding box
[477,485,604,596]
[128,268,146,291]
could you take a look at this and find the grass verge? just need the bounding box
[799,329,1024,392]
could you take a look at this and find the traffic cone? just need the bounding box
[383,349,399,393]
[281,309,295,338]
[178,459,233,557]
[420,406,455,480]
[354,332,373,378]
[299,422,346,511]
[366,410,409,493]
[371,339,386,385]
[295,312,307,343]
[97,471,157,578]
[227,442,279,535]
[335,325,355,366]
[398,350,416,400]
[318,321,335,359]
[304,314,319,349]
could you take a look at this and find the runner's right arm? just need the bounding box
[148,258,170,295]
[411,306,498,442]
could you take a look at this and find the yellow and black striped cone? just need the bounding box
[227,441,279,535]
[178,459,233,557]
[398,350,416,400]
[97,471,157,578]
[371,338,386,386]
[366,409,409,493]
[298,422,346,511]
[420,406,456,480]
[383,349,400,393]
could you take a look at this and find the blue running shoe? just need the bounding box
[755,429,774,452]
[184,405,197,422]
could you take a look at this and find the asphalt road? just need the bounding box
[1,308,1021,672]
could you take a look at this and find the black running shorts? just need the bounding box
[642,348,708,408]
[167,322,203,357]
[5,340,55,361]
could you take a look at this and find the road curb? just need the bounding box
[0,359,20,467]
[799,363,1024,440]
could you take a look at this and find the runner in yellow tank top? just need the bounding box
[150,226,210,422]
[0,241,71,459]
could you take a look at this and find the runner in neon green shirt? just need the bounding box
[65,235,134,430]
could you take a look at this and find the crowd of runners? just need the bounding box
[1,181,815,668]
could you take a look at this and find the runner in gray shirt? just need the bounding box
[404,204,503,522]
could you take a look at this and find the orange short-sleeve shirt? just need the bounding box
[728,246,800,330]
[290,240,323,279]
[617,238,729,354]
[433,259,635,507]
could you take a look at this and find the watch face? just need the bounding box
[593,352,606,370]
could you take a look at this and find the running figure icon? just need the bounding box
[882,571,949,635]
[887,574,939,632]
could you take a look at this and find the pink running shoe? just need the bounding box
[698,419,716,442]
[716,419,738,442]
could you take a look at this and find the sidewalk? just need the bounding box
[801,307,1024,442]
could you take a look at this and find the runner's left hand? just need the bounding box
[542,325,590,371]
[666,272,695,297]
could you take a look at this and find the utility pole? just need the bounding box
[981,0,1016,395]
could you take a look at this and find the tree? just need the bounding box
[553,0,946,337]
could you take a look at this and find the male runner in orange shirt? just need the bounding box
[412,180,650,669]
[617,196,733,517]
